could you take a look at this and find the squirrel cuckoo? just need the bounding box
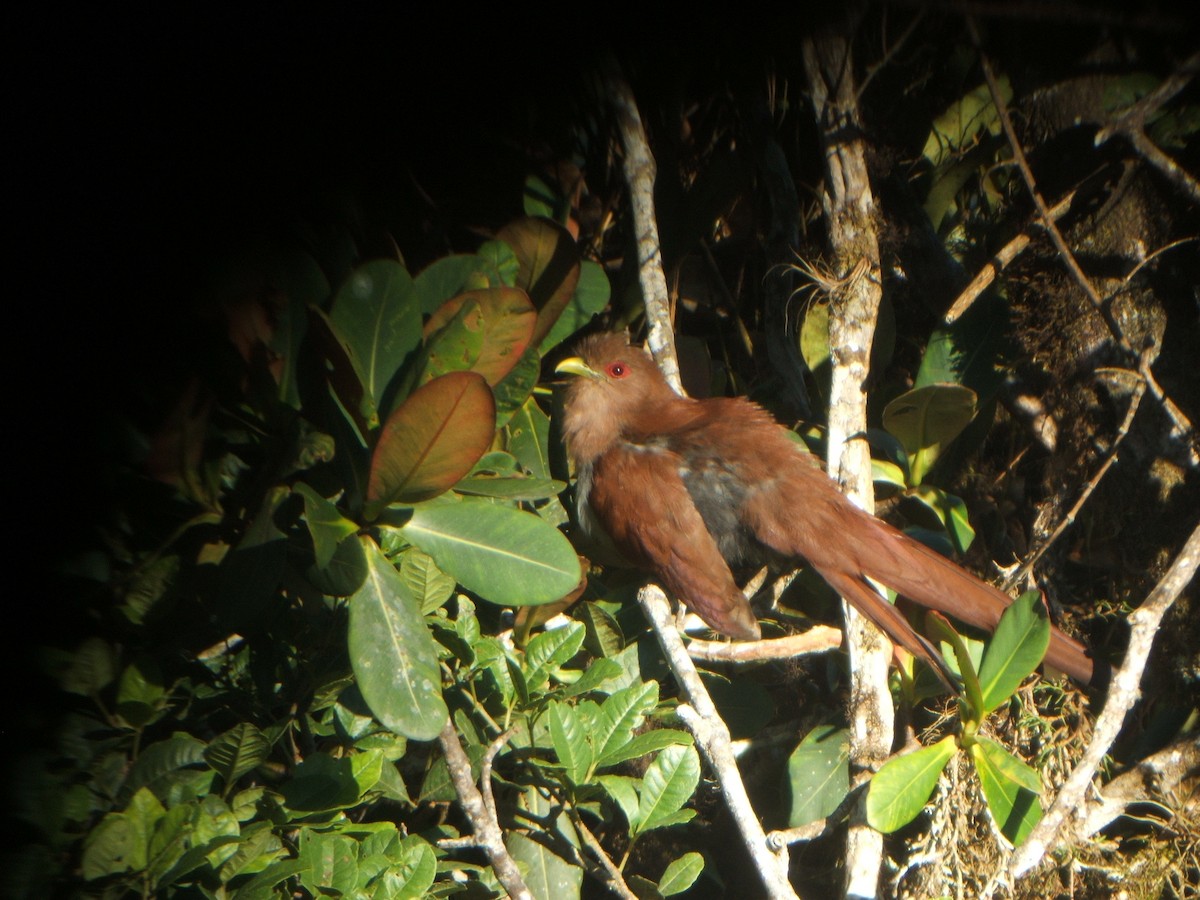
[556,332,1102,686]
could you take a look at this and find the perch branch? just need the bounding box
[603,59,682,393]
[641,585,799,899]
[803,19,894,898]
[437,722,533,900]
[688,627,843,663]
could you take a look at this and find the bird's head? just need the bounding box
[554,332,680,463]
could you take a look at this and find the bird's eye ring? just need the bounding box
[606,361,628,378]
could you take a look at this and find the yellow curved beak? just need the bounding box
[554,357,601,380]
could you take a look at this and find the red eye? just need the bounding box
[606,361,628,378]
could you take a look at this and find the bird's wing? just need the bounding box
[587,442,761,640]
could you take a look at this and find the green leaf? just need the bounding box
[882,383,977,484]
[330,259,422,413]
[123,733,208,801]
[403,501,581,607]
[595,682,659,767]
[785,725,850,828]
[977,591,1051,714]
[597,774,641,828]
[578,601,625,658]
[491,343,541,427]
[799,299,831,398]
[348,538,448,741]
[549,701,596,785]
[60,636,116,696]
[538,257,611,354]
[497,216,581,345]
[306,529,369,597]
[282,749,384,812]
[905,486,975,553]
[872,458,909,496]
[230,859,309,900]
[366,370,495,511]
[597,729,692,769]
[559,657,624,698]
[399,548,456,614]
[523,173,568,222]
[304,305,379,436]
[659,851,705,896]
[454,473,566,501]
[422,287,537,386]
[523,623,586,692]
[204,723,270,788]
[370,835,437,899]
[298,828,360,895]
[970,737,1042,846]
[115,655,166,728]
[506,396,553,479]
[81,812,134,879]
[294,482,360,569]
[120,553,179,625]
[922,78,1012,168]
[413,253,503,315]
[633,744,700,835]
[476,239,521,287]
[866,735,957,833]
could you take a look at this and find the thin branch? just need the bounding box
[438,722,534,900]
[641,585,800,899]
[603,59,683,394]
[943,189,1076,325]
[967,19,1198,463]
[803,19,894,898]
[1004,366,1147,590]
[688,627,843,663]
[1094,50,1200,205]
[566,807,639,900]
[604,62,798,899]
[991,522,1200,889]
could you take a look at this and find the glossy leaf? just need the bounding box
[366,371,495,511]
[294,482,359,569]
[497,216,581,345]
[423,287,536,386]
[413,253,502,315]
[506,395,553,479]
[330,259,422,413]
[491,343,541,427]
[454,473,566,501]
[204,723,269,788]
[399,548,456,615]
[922,78,1012,168]
[659,851,705,896]
[786,725,850,828]
[549,701,595,784]
[977,591,1050,714]
[282,750,384,812]
[883,383,977,484]
[866,735,957,833]
[597,729,692,770]
[348,538,448,741]
[633,744,700,835]
[523,622,586,692]
[403,501,581,607]
[306,530,369,597]
[298,828,360,895]
[906,485,975,553]
[971,737,1042,846]
[595,682,659,767]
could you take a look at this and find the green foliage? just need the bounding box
[39,211,662,898]
[867,592,1053,844]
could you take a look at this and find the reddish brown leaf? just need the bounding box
[367,371,495,511]
[496,217,580,345]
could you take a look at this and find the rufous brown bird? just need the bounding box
[556,332,1102,686]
